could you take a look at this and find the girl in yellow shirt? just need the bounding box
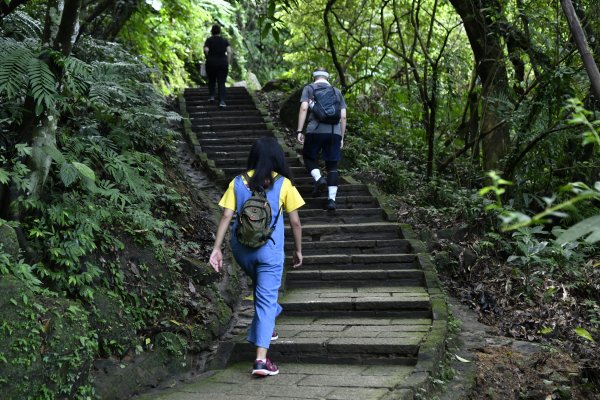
[209,137,304,376]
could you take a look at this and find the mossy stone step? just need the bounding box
[301,196,380,210]
[185,104,258,112]
[188,109,262,118]
[296,208,385,224]
[190,115,265,124]
[193,122,268,131]
[285,269,424,287]
[285,239,412,255]
[284,253,417,269]
[289,222,404,241]
[295,184,372,197]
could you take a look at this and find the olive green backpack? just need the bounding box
[236,173,283,248]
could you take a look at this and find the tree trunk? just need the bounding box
[448,0,512,171]
[561,0,600,100]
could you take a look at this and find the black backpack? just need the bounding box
[235,173,282,248]
[310,84,342,124]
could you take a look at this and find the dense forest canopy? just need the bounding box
[0,0,598,398]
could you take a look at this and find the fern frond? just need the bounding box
[1,11,43,40]
[0,38,34,99]
[64,57,92,96]
[27,57,58,111]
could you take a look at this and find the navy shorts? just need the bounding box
[302,133,342,161]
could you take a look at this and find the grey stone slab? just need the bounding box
[356,286,427,293]
[327,338,421,354]
[277,316,318,325]
[390,318,432,325]
[278,324,346,332]
[318,292,392,298]
[315,318,393,326]
[278,363,369,375]
[295,330,380,339]
[361,365,414,377]
[298,374,400,388]
[228,383,334,398]
[377,331,429,339]
[174,381,235,394]
[345,325,430,333]
[326,387,389,400]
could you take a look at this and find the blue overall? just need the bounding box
[231,175,285,349]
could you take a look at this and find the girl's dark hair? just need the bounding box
[211,24,221,35]
[246,136,294,191]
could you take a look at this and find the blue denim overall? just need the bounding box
[231,175,285,349]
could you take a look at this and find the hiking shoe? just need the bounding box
[327,199,336,210]
[208,96,215,102]
[312,177,327,196]
[219,101,227,107]
[252,357,279,376]
[271,331,279,341]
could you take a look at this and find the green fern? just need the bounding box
[0,38,34,99]
[27,57,58,114]
[1,10,43,40]
[63,57,92,97]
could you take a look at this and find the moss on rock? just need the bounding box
[0,277,95,399]
[0,224,19,259]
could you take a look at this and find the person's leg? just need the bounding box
[217,64,228,105]
[251,262,283,376]
[206,63,217,101]
[303,134,327,195]
[323,134,342,209]
[252,263,283,349]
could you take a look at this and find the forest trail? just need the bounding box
[135,87,447,400]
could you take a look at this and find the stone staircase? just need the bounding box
[163,86,447,399]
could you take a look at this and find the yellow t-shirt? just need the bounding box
[218,171,305,213]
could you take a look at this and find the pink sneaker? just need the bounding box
[252,357,279,376]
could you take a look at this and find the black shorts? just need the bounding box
[302,133,342,161]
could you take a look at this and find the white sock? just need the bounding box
[310,169,322,182]
[328,186,338,200]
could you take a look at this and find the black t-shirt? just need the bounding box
[204,35,230,60]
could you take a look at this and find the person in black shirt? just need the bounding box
[204,24,232,107]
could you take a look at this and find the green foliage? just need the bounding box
[0,14,225,396]
[118,0,240,92]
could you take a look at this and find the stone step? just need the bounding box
[198,136,271,146]
[285,269,424,287]
[295,184,372,198]
[201,147,296,158]
[285,239,413,255]
[229,315,431,364]
[214,156,299,168]
[279,286,430,315]
[190,115,265,125]
[284,254,417,270]
[302,196,380,210]
[184,86,249,94]
[187,109,262,118]
[194,130,274,139]
[186,104,258,112]
[185,92,256,103]
[290,222,403,241]
[193,122,268,131]
[296,208,385,223]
